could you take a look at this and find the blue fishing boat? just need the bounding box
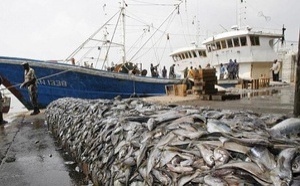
[0,1,183,110]
[0,56,180,109]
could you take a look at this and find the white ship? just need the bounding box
[203,25,283,79]
[169,0,296,84]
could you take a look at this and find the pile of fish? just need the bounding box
[45,97,300,186]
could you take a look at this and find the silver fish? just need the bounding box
[196,144,214,167]
[166,163,193,173]
[202,141,250,154]
[178,171,201,186]
[269,118,300,137]
[204,175,228,186]
[216,161,272,184]
[270,148,300,186]
[247,146,276,171]
[292,155,300,173]
[151,168,171,185]
[213,147,230,166]
[207,119,231,133]
[172,129,207,140]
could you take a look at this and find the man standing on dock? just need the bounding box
[20,62,40,115]
[270,59,281,81]
[0,76,7,125]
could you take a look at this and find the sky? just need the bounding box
[0,0,299,71]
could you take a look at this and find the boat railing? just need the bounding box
[233,25,281,35]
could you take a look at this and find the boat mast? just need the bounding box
[121,0,126,64]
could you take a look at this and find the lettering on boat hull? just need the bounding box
[38,79,67,87]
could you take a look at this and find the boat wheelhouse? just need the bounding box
[169,45,209,77]
[203,26,283,79]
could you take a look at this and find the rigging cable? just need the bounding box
[65,11,120,62]
[128,2,182,62]
[101,9,123,70]
[135,10,176,65]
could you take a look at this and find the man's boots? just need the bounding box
[0,112,7,125]
[30,107,40,115]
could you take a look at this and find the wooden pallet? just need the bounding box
[211,94,241,101]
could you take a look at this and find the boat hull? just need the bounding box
[0,56,180,109]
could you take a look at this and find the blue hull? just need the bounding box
[0,56,180,109]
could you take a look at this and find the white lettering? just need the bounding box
[37,79,68,87]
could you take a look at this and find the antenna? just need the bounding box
[237,0,247,28]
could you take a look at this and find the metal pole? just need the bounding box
[293,30,300,117]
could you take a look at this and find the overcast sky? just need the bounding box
[0,0,299,70]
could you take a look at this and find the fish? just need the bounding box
[247,146,276,171]
[46,97,300,185]
[203,175,228,186]
[151,168,171,185]
[201,141,250,154]
[292,155,300,173]
[178,171,201,186]
[159,149,178,167]
[206,119,231,133]
[196,144,214,167]
[216,161,272,184]
[171,129,207,140]
[146,148,161,175]
[269,118,300,137]
[213,147,230,166]
[166,163,193,173]
[270,148,300,186]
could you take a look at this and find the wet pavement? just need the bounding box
[0,111,90,186]
[144,83,296,117]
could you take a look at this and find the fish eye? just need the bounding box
[292,163,298,169]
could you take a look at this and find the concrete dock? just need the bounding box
[0,111,90,186]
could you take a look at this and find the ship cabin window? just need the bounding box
[221,40,226,49]
[172,56,176,62]
[198,50,202,57]
[233,37,240,47]
[183,53,187,59]
[180,53,184,60]
[192,51,197,58]
[216,41,221,50]
[202,51,207,57]
[186,52,190,59]
[179,54,183,60]
[250,36,260,46]
[240,36,247,46]
[211,43,216,51]
[207,43,217,52]
[227,39,233,48]
[187,52,192,58]
[185,52,189,58]
[207,45,212,52]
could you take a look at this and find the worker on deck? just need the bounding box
[169,64,176,79]
[150,63,159,77]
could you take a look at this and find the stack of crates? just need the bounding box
[192,68,218,95]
